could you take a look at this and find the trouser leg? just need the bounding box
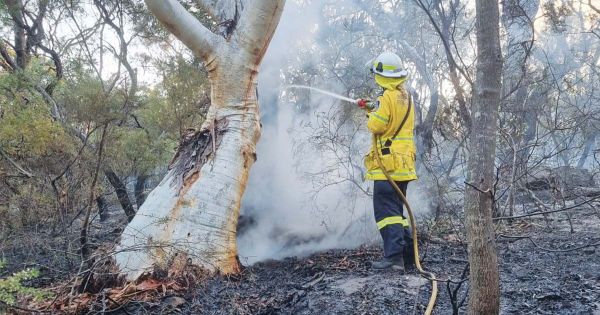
[373,180,410,258]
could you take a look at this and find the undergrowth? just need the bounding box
[0,259,53,307]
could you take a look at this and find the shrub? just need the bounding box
[0,259,53,306]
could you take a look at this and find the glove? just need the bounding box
[357,99,374,111]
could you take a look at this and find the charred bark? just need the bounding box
[96,195,109,222]
[104,170,136,222]
[168,119,228,188]
[134,175,148,208]
[115,0,285,278]
[464,0,502,313]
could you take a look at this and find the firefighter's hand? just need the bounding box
[357,99,373,111]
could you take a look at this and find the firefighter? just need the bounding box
[363,52,417,271]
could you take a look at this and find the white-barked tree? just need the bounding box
[115,0,286,279]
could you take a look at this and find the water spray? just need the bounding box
[284,85,374,110]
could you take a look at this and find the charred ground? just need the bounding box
[107,214,600,313]
[1,205,599,314]
[182,219,599,315]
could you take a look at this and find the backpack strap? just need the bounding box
[384,92,412,147]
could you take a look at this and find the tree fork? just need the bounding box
[114,0,284,276]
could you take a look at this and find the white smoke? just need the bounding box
[237,0,430,264]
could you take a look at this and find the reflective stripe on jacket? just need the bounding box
[364,88,417,182]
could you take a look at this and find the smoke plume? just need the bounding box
[237,0,429,264]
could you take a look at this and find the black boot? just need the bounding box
[371,255,405,271]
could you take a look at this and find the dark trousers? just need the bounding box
[373,180,413,258]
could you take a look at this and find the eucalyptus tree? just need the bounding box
[115,0,286,278]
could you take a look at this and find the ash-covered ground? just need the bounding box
[121,216,599,314]
[91,216,600,315]
[2,207,599,314]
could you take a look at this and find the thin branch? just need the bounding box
[80,124,109,261]
[464,181,491,194]
[0,300,53,314]
[498,234,600,252]
[63,0,105,88]
[94,0,138,112]
[0,146,34,178]
[414,0,473,86]
[493,194,600,221]
[52,124,100,183]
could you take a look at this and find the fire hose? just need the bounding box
[372,135,438,314]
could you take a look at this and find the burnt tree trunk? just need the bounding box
[134,174,148,208]
[104,170,135,222]
[96,195,109,222]
[5,0,28,69]
[464,0,502,313]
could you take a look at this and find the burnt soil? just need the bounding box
[112,217,599,315]
[3,210,600,314]
[98,217,600,315]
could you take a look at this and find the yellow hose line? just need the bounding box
[373,135,438,315]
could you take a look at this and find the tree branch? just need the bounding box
[589,0,600,14]
[0,146,34,178]
[493,194,600,221]
[94,0,138,116]
[498,234,600,253]
[144,0,225,65]
[235,0,285,63]
[0,40,18,71]
[36,42,63,94]
[5,0,28,68]
[413,0,472,130]
[0,40,62,120]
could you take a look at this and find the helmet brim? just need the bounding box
[372,69,408,78]
[365,58,375,69]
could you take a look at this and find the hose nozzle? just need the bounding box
[357,98,374,110]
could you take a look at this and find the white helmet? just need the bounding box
[366,52,408,78]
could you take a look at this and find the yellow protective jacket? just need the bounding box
[364,87,418,182]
